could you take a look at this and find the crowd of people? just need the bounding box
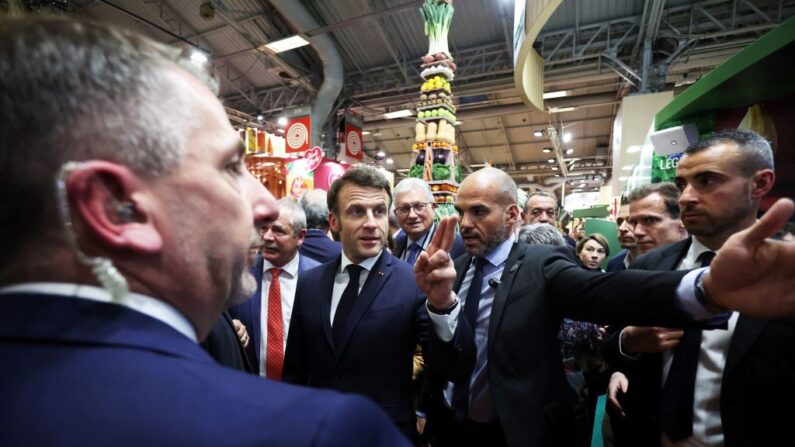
[3,16,795,447]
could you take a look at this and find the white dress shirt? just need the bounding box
[330,250,381,324]
[662,237,737,447]
[259,253,300,377]
[0,282,197,341]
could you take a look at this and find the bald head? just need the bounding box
[460,167,517,207]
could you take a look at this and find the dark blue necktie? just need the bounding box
[661,251,715,442]
[406,242,420,265]
[333,265,363,350]
[451,257,485,419]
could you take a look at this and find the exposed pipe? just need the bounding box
[270,0,344,150]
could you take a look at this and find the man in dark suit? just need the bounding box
[298,188,342,263]
[231,198,320,379]
[284,165,430,441]
[0,17,407,447]
[414,166,795,447]
[606,129,794,447]
[392,177,465,264]
[606,215,639,272]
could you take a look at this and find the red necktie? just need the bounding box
[265,268,284,380]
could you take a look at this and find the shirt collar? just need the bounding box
[480,234,515,268]
[262,252,300,278]
[339,249,382,274]
[689,236,714,261]
[0,282,197,342]
[407,222,436,246]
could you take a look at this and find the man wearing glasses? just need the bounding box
[522,191,559,225]
[392,178,465,265]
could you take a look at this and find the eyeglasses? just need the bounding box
[528,208,557,218]
[395,202,433,216]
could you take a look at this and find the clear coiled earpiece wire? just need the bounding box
[55,161,130,302]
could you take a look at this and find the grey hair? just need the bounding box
[0,16,218,261]
[276,198,307,234]
[518,223,567,247]
[327,164,392,215]
[627,182,681,219]
[685,129,774,175]
[393,178,434,203]
[299,188,330,230]
[525,191,558,208]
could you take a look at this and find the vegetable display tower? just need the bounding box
[410,0,460,220]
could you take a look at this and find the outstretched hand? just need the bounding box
[414,215,459,308]
[705,198,795,318]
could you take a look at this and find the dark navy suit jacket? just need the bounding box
[0,291,409,447]
[606,248,630,272]
[299,229,342,264]
[283,250,430,440]
[392,223,465,263]
[230,253,320,375]
[604,238,795,447]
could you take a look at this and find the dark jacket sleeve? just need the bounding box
[283,283,309,385]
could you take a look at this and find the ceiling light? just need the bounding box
[256,110,264,121]
[554,174,561,177]
[455,121,463,125]
[562,133,572,143]
[547,159,555,163]
[189,49,208,64]
[566,148,574,155]
[277,117,288,126]
[376,151,385,158]
[622,165,635,171]
[549,106,576,113]
[386,158,394,164]
[626,145,642,153]
[362,131,371,135]
[264,35,310,53]
[542,90,568,99]
[372,132,382,136]
[542,147,552,153]
[382,109,414,119]
[533,130,544,137]
[552,165,558,170]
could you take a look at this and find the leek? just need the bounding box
[420,0,454,58]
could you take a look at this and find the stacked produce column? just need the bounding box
[409,0,459,220]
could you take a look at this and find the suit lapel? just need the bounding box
[658,238,691,270]
[394,233,407,259]
[724,315,767,377]
[488,243,524,347]
[453,254,471,293]
[334,251,391,359]
[320,258,342,352]
[250,255,264,361]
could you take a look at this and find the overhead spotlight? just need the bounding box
[547,159,555,163]
[189,48,208,64]
[256,110,264,121]
[376,151,386,158]
[385,158,394,164]
[277,116,288,126]
[562,133,573,143]
[533,130,544,138]
[542,147,552,153]
[566,148,574,155]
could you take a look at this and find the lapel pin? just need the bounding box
[510,263,519,273]
[378,271,384,276]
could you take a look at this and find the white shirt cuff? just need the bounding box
[426,293,461,342]
[676,267,731,324]
[618,327,640,359]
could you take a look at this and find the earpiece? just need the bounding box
[115,201,135,222]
